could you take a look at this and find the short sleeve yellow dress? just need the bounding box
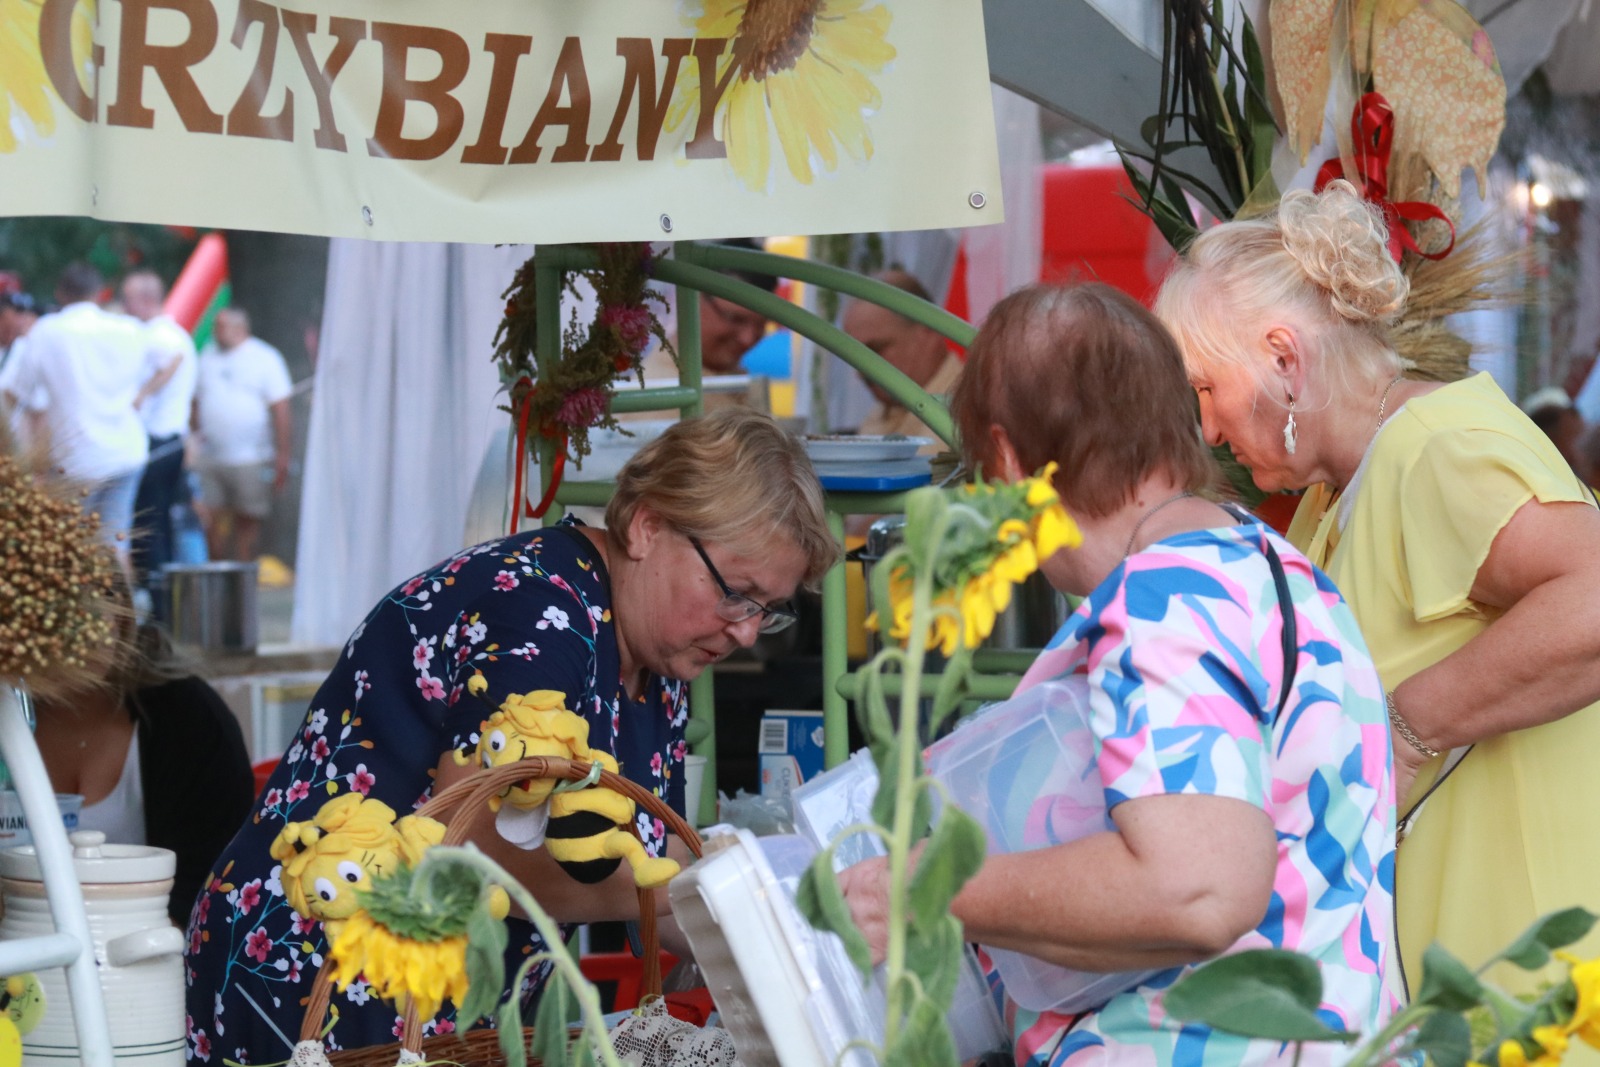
[1288,373,1600,999]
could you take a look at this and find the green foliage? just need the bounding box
[907,805,985,932]
[1495,908,1598,972]
[0,217,195,295]
[360,855,479,941]
[1164,909,1600,1067]
[797,853,875,980]
[1163,950,1356,1043]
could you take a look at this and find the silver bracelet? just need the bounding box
[1385,691,1441,759]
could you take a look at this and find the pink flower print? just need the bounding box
[416,672,446,701]
[549,574,575,597]
[412,638,434,670]
[244,928,273,963]
[192,1028,213,1062]
[285,953,304,983]
[392,1016,406,1039]
[262,788,282,809]
[652,817,665,840]
[346,765,375,795]
[286,779,310,804]
[448,684,463,706]
[537,605,570,631]
[494,571,519,591]
[433,1019,457,1036]
[455,645,470,665]
[292,911,317,936]
[236,879,263,915]
[556,385,607,429]
[310,737,332,763]
[354,670,371,701]
[650,752,664,776]
[673,740,687,761]
[447,556,468,573]
[402,575,425,596]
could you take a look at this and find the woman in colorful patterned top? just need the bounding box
[841,283,1397,1066]
[183,410,838,1062]
[1156,181,1600,1012]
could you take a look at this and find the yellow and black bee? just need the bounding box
[463,677,679,888]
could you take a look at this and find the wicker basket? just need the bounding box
[296,755,705,1066]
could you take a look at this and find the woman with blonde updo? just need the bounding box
[1156,180,1600,1000]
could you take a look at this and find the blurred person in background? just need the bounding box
[191,307,292,562]
[123,270,198,589]
[0,290,43,449]
[842,268,961,447]
[1522,386,1588,484]
[638,238,777,412]
[0,263,168,562]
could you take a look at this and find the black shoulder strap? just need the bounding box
[1263,539,1298,722]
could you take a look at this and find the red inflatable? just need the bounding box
[163,232,229,332]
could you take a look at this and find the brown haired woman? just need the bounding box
[841,283,1397,1066]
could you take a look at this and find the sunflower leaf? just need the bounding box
[795,850,874,980]
[1164,949,1356,1042]
[1415,1009,1472,1067]
[1493,908,1598,971]
[532,973,579,1066]
[1416,944,1484,1011]
[459,898,509,1026]
[908,800,985,931]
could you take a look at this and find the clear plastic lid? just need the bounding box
[925,676,1162,1013]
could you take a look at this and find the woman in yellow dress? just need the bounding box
[1153,180,1600,1002]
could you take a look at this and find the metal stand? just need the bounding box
[0,684,115,1065]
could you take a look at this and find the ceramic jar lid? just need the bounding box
[0,830,175,884]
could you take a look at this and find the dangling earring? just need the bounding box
[1283,394,1298,455]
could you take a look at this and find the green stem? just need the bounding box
[416,848,625,1067]
[1341,1004,1431,1067]
[880,505,967,1056]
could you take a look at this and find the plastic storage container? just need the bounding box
[924,675,1162,1013]
[671,828,1006,1067]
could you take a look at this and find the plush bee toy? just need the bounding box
[461,677,679,889]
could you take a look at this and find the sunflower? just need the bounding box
[327,910,469,1023]
[667,0,896,190]
[0,0,93,153]
[871,465,1082,656]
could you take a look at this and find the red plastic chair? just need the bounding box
[578,951,679,1013]
[252,758,279,796]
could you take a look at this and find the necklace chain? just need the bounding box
[1124,491,1195,558]
[1377,374,1405,431]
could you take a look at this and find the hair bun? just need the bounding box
[1278,181,1409,324]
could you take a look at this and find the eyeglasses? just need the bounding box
[688,536,799,634]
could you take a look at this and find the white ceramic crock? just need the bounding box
[0,830,185,1066]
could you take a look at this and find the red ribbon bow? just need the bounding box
[509,376,566,534]
[1314,92,1455,263]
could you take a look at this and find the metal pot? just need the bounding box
[155,561,259,654]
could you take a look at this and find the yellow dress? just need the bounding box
[1288,373,1600,1003]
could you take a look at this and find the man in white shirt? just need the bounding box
[192,307,293,562]
[1,263,166,559]
[0,290,42,450]
[123,270,198,587]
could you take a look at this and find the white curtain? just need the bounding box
[290,241,530,647]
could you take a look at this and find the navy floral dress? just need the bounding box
[183,521,687,1062]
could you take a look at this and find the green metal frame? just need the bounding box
[525,243,1009,817]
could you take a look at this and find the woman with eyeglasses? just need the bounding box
[185,409,838,1058]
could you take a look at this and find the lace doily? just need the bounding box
[607,998,743,1067]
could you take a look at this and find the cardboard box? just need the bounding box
[758,710,825,801]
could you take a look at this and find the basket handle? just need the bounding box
[299,755,704,1053]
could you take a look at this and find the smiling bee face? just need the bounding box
[474,700,592,810]
[298,843,398,921]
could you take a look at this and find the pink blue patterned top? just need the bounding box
[999,520,1396,1066]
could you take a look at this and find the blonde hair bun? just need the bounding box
[1278,181,1409,325]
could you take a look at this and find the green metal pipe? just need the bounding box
[536,244,957,450]
[654,258,956,449]
[835,671,1023,704]
[608,386,701,414]
[533,256,566,526]
[678,242,977,347]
